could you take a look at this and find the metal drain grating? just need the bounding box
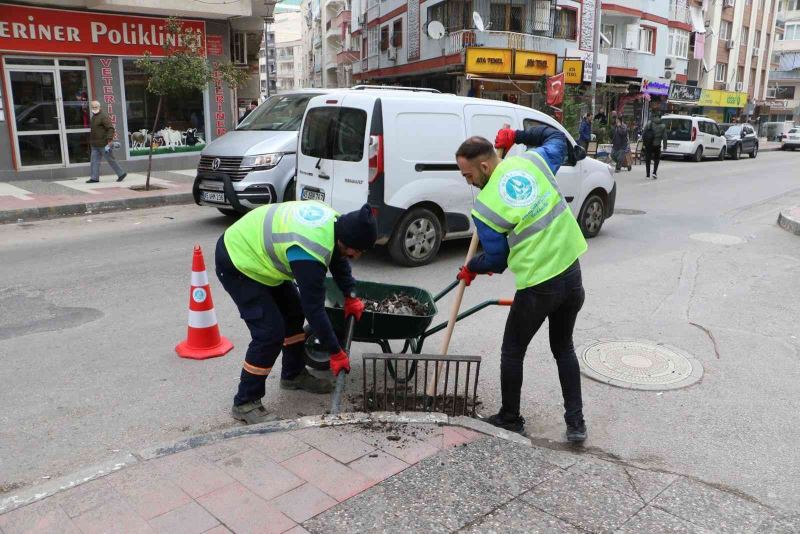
[580,340,703,391]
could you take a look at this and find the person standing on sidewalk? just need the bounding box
[611,117,630,173]
[454,126,589,442]
[578,113,592,150]
[215,201,377,424]
[641,115,668,179]
[87,101,126,184]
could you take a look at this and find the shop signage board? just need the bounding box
[566,48,607,83]
[465,47,513,75]
[0,3,206,57]
[563,59,584,84]
[514,51,557,77]
[641,77,670,96]
[698,89,747,108]
[668,83,702,102]
[206,35,224,57]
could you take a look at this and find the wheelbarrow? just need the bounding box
[304,278,512,383]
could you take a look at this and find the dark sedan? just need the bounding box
[723,124,759,159]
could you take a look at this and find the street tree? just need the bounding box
[135,18,249,190]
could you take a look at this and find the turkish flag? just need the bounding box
[546,72,565,107]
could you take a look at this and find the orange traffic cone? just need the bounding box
[175,245,233,360]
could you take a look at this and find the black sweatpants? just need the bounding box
[644,145,662,176]
[215,235,306,405]
[500,261,585,425]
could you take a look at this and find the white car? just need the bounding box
[781,127,800,151]
[661,114,727,162]
[296,87,617,266]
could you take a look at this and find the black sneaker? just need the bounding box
[485,411,526,434]
[116,173,127,183]
[566,421,587,443]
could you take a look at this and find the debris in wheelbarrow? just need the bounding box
[338,293,430,316]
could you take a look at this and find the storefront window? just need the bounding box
[122,59,207,157]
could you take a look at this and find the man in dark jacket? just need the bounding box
[611,118,630,172]
[642,115,668,179]
[578,113,592,150]
[87,101,126,184]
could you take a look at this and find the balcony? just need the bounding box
[333,9,351,30]
[669,5,690,25]
[606,48,640,70]
[352,58,362,74]
[445,30,560,56]
[337,49,359,65]
[325,0,346,9]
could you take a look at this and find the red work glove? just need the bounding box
[495,128,517,152]
[330,349,350,376]
[344,296,365,321]
[457,265,477,287]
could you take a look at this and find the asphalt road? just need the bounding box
[2,152,799,511]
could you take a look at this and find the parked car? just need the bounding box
[296,87,616,266]
[761,121,795,142]
[661,114,726,162]
[723,124,759,159]
[192,90,326,216]
[781,127,800,151]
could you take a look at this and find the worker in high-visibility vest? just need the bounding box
[215,201,376,424]
[455,126,589,442]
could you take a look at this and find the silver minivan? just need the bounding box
[193,90,326,216]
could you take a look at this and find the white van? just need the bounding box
[296,87,617,266]
[661,114,727,162]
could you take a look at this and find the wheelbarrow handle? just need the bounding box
[330,315,356,416]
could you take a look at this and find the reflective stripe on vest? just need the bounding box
[507,201,568,248]
[473,198,515,231]
[261,205,292,277]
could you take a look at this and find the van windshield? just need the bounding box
[301,107,367,161]
[237,93,321,131]
[664,118,692,141]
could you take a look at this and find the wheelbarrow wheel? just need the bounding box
[382,339,418,384]
[303,325,333,370]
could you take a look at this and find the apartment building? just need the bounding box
[258,29,278,98]
[302,0,355,87]
[765,0,800,123]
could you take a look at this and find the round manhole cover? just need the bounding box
[580,340,703,390]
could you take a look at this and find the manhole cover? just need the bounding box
[689,233,744,245]
[580,340,703,390]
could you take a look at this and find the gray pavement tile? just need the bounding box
[650,477,770,533]
[521,470,645,533]
[754,512,800,533]
[616,505,710,533]
[568,457,679,503]
[461,498,582,533]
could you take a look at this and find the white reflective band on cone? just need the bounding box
[191,271,209,287]
[188,309,218,328]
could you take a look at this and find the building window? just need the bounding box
[755,29,761,46]
[784,23,800,41]
[785,0,800,10]
[767,86,777,98]
[380,25,389,51]
[776,85,796,99]
[368,26,379,55]
[392,19,403,47]
[554,8,577,40]
[715,63,727,83]
[122,59,206,157]
[741,27,748,46]
[427,2,446,27]
[719,21,732,41]
[601,24,616,48]
[232,32,247,64]
[490,2,526,33]
[668,28,689,58]
[638,26,655,53]
[737,66,744,84]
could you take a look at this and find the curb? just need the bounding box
[0,192,194,225]
[0,412,529,515]
[777,206,800,235]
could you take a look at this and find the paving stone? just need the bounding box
[148,501,219,534]
[217,451,304,502]
[193,437,255,464]
[285,527,311,534]
[0,499,80,534]
[281,449,374,502]
[755,512,800,533]
[71,497,155,534]
[347,450,409,482]
[246,432,311,463]
[568,457,679,503]
[616,505,709,533]
[269,483,337,523]
[350,425,442,465]
[521,470,644,533]
[460,498,581,533]
[441,426,482,449]
[650,477,770,533]
[291,427,375,464]
[107,462,193,520]
[201,526,232,534]
[51,478,119,518]
[153,450,235,499]
[196,482,295,534]
[447,426,486,444]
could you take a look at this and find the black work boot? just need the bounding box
[566,420,587,443]
[280,368,333,394]
[485,410,526,434]
[231,400,278,424]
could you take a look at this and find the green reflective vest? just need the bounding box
[224,201,337,286]
[471,150,587,290]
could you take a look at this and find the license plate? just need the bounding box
[301,188,325,201]
[201,190,226,203]
[667,143,679,148]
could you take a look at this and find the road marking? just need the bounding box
[0,183,34,200]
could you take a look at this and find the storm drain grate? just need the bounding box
[580,340,703,391]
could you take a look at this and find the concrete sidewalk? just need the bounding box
[1,415,796,534]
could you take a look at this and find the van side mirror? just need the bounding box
[573,144,587,161]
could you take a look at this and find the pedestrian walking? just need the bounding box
[215,201,377,424]
[611,118,630,172]
[578,113,592,150]
[454,126,589,442]
[86,101,126,184]
[239,99,258,123]
[641,115,668,179]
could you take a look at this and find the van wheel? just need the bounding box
[218,208,241,218]
[283,179,296,202]
[389,208,443,267]
[693,147,703,162]
[578,194,606,238]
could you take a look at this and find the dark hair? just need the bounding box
[455,136,495,160]
[250,100,258,106]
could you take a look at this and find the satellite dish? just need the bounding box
[473,12,485,32]
[427,20,446,40]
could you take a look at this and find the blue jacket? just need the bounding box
[468,125,568,274]
[579,118,592,143]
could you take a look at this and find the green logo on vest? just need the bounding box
[294,204,333,227]
[499,171,538,207]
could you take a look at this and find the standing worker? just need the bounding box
[454,126,589,442]
[578,113,592,151]
[641,114,668,179]
[86,101,126,184]
[215,201,377,424]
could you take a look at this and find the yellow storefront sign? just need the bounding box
[465,47,513,75]
[514,51,557,77]
[563,59,584,84]
[698,89,747,108]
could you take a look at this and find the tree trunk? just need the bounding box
[145,96,163,191]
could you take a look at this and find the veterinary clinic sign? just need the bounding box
[0,3,206,57]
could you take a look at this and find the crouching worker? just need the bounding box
[215,201,377,424]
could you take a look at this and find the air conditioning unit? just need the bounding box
[387,46,397,61]
[725,39,735,50]
[735,81,744,91]
[752,47,760,56]
[665,57,675,69]
[664,69,675,80]
[723,0,735,7]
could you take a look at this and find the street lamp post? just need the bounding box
[590,1,601,117]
